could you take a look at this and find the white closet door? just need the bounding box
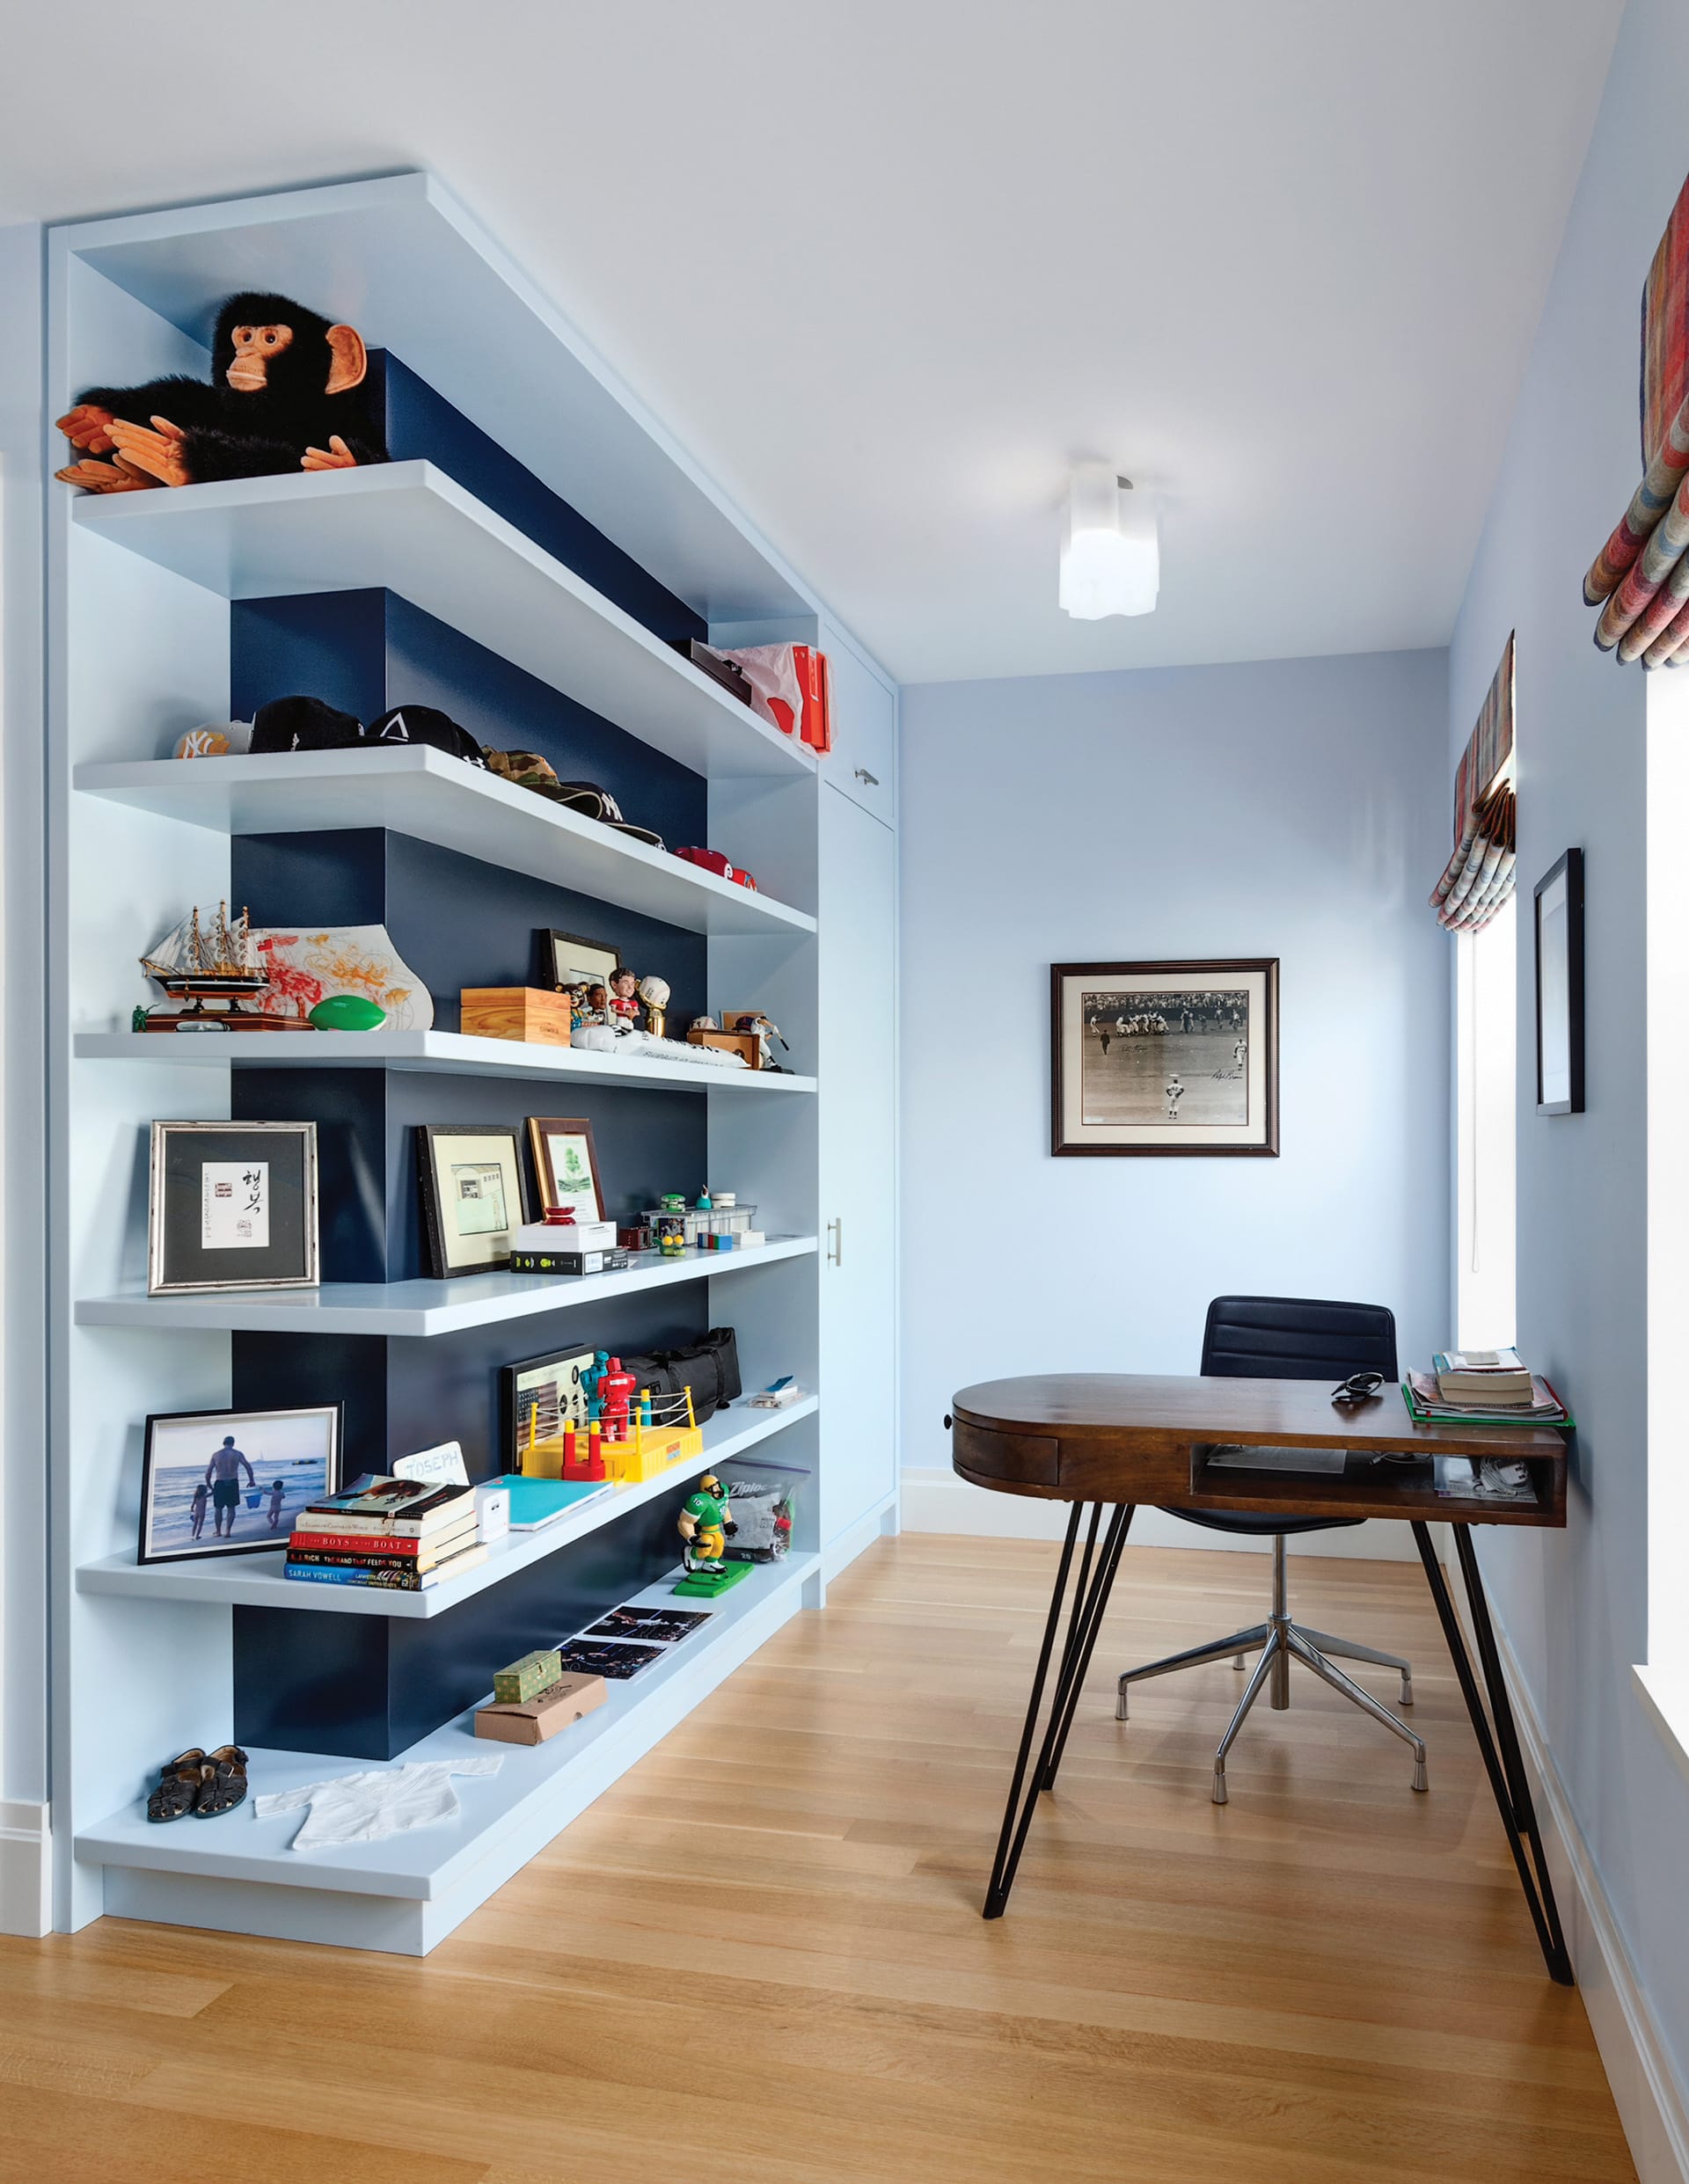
[818,779,896,1540]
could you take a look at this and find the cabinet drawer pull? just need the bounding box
[826,1217,843,1265]
[853,767,880,787]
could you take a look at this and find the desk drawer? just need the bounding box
[952,1420,1059,1487]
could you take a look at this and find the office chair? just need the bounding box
[1115,1295,1428,1804]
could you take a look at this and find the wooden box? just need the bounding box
[687,1028,761,1069]
[461,986,574,1047]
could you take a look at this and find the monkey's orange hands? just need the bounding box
[54,457,157,493]
[301,435,358,471]
[56,404,118,453]
[105,415,192,488]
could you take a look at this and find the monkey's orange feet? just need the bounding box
[55,404,117,453]
[105,415,192,487]
[55,457,156,493]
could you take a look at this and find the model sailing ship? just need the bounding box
[137,903,311,1031]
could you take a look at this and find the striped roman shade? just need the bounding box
[1430,633,1516,933]
[1584,172,1689,666]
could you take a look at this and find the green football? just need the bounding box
[309,994,387,1033]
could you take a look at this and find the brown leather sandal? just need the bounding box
[193,1745,249,1818]
[146,1749,207,1823]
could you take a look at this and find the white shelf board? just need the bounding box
[72,745,815,938]
[76,1235,817,1339]
[76,1397,816,1619]
[71,463,816,784]
[75,1551,815,1901]
[72,1028,815,1095]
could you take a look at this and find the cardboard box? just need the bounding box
[509,1247,630,1275]
[512,1217,617,1253]
[461,986,575,1046]
[475,1672,607,1745]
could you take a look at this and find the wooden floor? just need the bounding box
[0,1535,1636,2183]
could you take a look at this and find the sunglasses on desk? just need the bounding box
[1329,1371,1386,1406]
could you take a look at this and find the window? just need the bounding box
[1454,891,1517,1351]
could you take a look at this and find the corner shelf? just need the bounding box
[71,462,816,783]
[75,1551,817,1925]
[73,1028,816,1095]
[73,746,815,939]
[75,1234,818,1338]
[76,1395,816,1619]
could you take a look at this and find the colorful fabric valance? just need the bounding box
[1431,633,1516,933]
[1583,172,1689,666]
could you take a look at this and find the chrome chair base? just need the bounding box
[1115,1535,1426,1802]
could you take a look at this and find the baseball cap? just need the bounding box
[250,696,367,753]
[484,753,665,848]
[369,705,487,766]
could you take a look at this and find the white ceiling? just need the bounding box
[1,0,1624,684]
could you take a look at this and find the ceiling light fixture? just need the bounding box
[1059,464,1159,619]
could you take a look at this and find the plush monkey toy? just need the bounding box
[55,291,388,493]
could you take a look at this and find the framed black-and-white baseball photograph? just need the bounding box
[1534,849,1584,1116]
[417,1122,529,1278]
[147,1120,319,1293]
[1051,960,1280,1157]
[137,1401,343,1565]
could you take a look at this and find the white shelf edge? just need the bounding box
[71,746,817,940]
[74,1234,818,1338]
[73,1550,818,1898]
[76,1397,818,1619]
[72,1029,816,1095]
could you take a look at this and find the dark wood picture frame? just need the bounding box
[526,1115,607,1219]
[1533,849,1585,1116]
[416,1122,530,1279]
[536,928,622,995]
[1050,958,1280,1158]
[136,1400,344,1566]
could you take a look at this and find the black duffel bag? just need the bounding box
[618,1327,742,1423]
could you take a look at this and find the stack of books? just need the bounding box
[1402,1348,1572,1428]
[285,1473,487,1590]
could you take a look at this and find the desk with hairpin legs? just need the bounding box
[949,1372,1574,1983]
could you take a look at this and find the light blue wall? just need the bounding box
[1451,0,1689,2087]
[899,647,1451,1475]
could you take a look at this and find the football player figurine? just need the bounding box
[677,1472,735,1574]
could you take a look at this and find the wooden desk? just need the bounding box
[950,1373,1573,1982]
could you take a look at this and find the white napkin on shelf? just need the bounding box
[253,1755,502,1850]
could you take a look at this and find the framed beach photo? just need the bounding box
[148,1120,319,1293]
[137,1401,343,1565]
[1534,849,1585,1115]
[1051,960,1280,1157]
[417,1123,529,1278]
[527,1115,606,1221]
[538,928,621,996]
[501,1344,598,1473]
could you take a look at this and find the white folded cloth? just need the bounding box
[253,1755,502,1850]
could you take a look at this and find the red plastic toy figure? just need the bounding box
[597,1355,638,1443]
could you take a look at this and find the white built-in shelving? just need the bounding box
[77,1396,817,1619]
[75,745,815,934]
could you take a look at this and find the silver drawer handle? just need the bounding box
[853,767,880,787]
[827,1217,843,1265]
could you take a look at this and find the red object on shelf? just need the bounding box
[674,846,757,890]
[598,1355,638,1443]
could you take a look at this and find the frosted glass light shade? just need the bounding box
[1059,465,1159,619]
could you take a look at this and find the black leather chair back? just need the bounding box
[1201,1296,1398,1384]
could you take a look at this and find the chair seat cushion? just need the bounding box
[1163,1507,1364,1538]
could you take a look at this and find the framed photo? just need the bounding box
[1534,849,1585,1115]
[501,1345,597,1472]
[417,1124,529,1277]
[148,1120,319,1294]
[538,928,621,995]
[137,1401,343,1565]
[527,1115,606,1220]
[1051,959,1280,1157]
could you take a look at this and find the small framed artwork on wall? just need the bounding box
[148,1120,319,1293]
[1050,959,1280,1157]
[1533,849,1585,1115]
[416,1123,529,1277]
[527,1115,605,1220]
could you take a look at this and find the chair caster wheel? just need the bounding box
[1211,1767,1229,1806]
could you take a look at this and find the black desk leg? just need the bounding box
[1410,1521,1574,1984]
[983,1501,1136,1919]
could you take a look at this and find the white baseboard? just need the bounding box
[0,1801,50,1937]
[899,1469,1422,1560]
[1456,1580,1689,2184]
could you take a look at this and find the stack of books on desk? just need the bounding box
[285,1473,487,1590]
[1402,1348,1572,1428]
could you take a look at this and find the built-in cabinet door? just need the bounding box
[818,779,896,1543]
[819,623,897,827]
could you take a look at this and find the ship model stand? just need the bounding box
[137,904,315,1032]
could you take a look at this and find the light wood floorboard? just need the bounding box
[0,1536,1636,2182]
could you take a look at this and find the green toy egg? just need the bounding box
[309,994,387,1033]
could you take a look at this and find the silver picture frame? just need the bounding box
[147,1119,321,1294]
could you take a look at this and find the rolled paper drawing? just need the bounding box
[1597,469,1689,649]
[1584,390,1689,603]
